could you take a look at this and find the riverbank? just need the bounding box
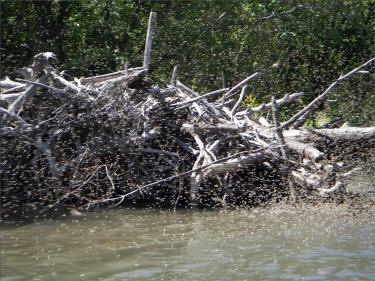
[2,188,374,226]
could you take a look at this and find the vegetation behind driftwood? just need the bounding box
[2,1,375,126]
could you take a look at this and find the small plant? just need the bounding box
[315,112,331,128]
[242,93,261,109]
[303,112,331,129]
[303,119,315,129]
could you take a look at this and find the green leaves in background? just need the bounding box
[1,0,374,124]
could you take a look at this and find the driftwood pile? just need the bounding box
[1,12,374,220]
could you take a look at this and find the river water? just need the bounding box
[1,203,375,281]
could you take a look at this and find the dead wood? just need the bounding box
[1,14,374,221]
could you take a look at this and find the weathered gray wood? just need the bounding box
[176,81,225,119]
[0,93,21,101]
[239,118,325,161]
[3,14,375,216]
[174,137,199,155]
[51,71,81,93]
[125,61,129,75]
[286,139,324,162]
[202,151,268,178]
[221,71,226,88]
[218,72,259,102]
[79,67,146,84]
[280,126,375,141]
[15,78,66,95]
[0,77,25,88]
[183,123,245,135]
[171,65,178,87]
[82,147,270,209]
[143,11,157,69]
[1,85,26,95]
[172,87,229,108]
[313,126,375,140]
[36,138,62,179]
[318,181,344,196]
[97,69,148,87]
[231,85,247,121]
[8,73,49,114]
[0,107,30,126]
[271,96,287,158]
[236,92,304,116]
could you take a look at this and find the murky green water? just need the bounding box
[1,204,374,281]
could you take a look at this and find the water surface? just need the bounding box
[1,204,374,281]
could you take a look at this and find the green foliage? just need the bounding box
[1,0,374,124]
[242,93,261,109]
[303,119,315,129]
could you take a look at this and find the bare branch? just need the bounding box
[8,73,49,114]
[236,92,304,116]
[218,72,259,102]
[281,57,375,129]
[0,107,30,127]
[231,85,247,120]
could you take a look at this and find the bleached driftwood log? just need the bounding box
[143,11,157,70]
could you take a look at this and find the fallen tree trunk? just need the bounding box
[1,12,374,221]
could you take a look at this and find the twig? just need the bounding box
[38,103,69,127]
[218,72,259,102]
[36,138,62,179]
[172,88,228,108]
[0,93,21,102]
[83,147,270,209]
[221,71,226,88]
[0,77,25,88]
[259,5,302,22]
[105,165,116,191]
[125,61,129,75]
[176,81,224,118]
[40,166,102,213]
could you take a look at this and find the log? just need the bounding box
[79,67,146,84]
[0,77,25,88]
[143,11,157,69]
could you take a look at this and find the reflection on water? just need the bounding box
[1,205,375,281]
